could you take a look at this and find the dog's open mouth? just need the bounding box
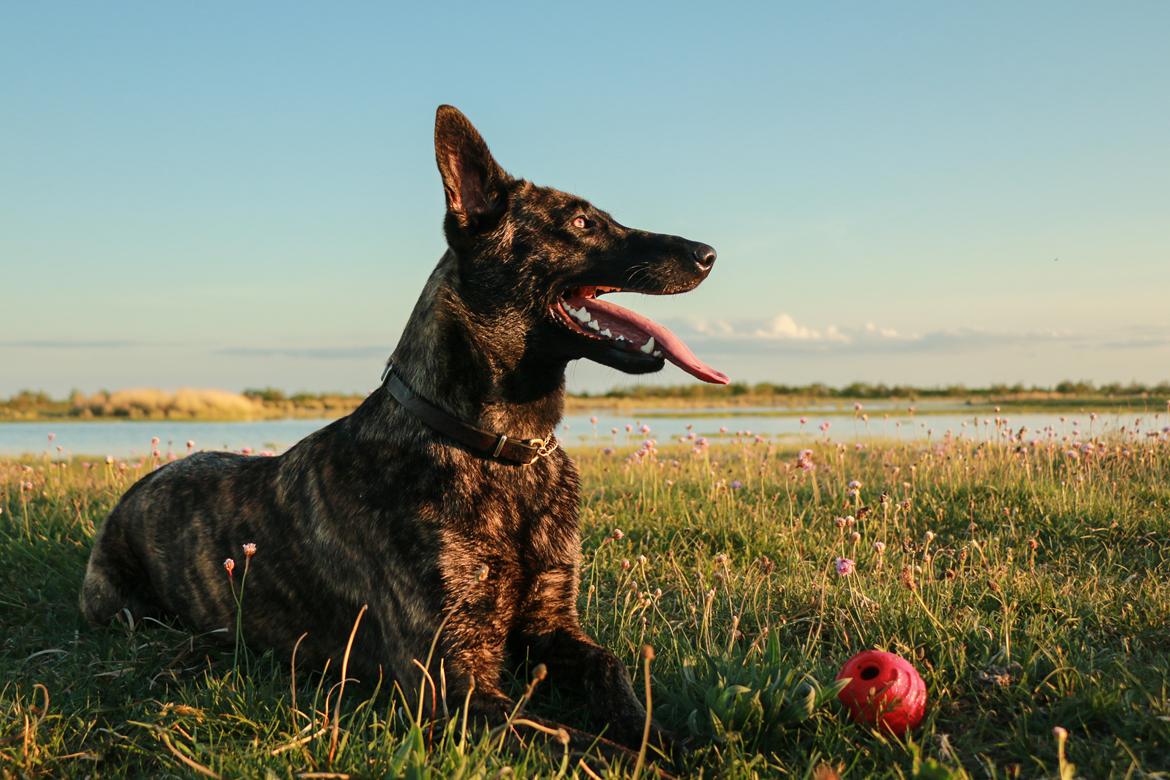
[554,287,729,384]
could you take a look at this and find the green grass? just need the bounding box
[3,429,1169,777]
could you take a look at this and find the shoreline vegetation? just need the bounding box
[1,380,1168,422]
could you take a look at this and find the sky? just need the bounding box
[2,2,1168,397]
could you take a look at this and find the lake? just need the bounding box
[1,406,1161,458]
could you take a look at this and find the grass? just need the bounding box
[2,419,1169,777]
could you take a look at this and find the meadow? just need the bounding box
[2,417,1169,778]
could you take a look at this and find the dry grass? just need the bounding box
[2,418,1169,777]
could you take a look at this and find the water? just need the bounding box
[1,408,1160,458]
[0,419,333,459]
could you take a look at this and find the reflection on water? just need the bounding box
[1,407,1164,458]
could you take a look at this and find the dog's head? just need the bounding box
[433,105,727,385]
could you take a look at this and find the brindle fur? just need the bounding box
[80,105,717,763]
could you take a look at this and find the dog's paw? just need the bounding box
[607,719,689,769]
[647,724,692,769]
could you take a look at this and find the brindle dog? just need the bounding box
[80,105,727,762]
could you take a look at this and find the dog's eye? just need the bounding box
[572,215,592,230]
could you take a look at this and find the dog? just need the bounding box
[80,105,727,761]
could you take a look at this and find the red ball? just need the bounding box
[836,650,926,735]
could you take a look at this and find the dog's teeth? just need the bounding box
[640,336,656,354]
[600,328,612,338]
[653,350,662,358]
[574,307,591,323]
[615,334,626,342]
[588,319,600,331]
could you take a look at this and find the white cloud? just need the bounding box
[864,322,901,339]
[750,314,848,342]
[672,314,1087,355]
[682,313,900,345]
[689,319,736,337]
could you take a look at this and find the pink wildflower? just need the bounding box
[835,557,855,576]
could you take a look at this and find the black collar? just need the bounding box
[382,364,558,466]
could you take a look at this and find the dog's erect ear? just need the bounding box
[434,105,509,230]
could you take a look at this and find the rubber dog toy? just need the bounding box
[837,649,926,734]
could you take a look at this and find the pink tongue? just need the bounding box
[569,295,730,384]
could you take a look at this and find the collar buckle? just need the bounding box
[524,435,559,465]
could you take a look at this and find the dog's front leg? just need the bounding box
[435,605,516,723]
[436,612,635,764]
[433,587,647,768]
[525,627,677,749]
[511,570,679,758]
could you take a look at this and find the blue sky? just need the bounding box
[2,2,1168,396]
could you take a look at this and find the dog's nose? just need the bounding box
[692,243,717,272]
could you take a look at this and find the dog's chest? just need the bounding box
[433,457,581,612]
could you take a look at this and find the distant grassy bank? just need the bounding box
[575,379,1170,408]
[2,381,1168,422]
[0,388,362,423]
